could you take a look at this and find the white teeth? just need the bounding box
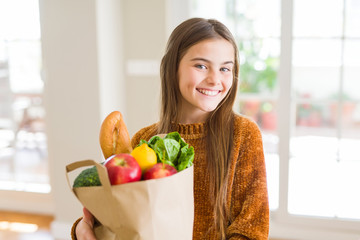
[197,89,219,96]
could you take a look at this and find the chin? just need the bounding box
[201,106,218,113]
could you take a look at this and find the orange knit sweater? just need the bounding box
[71,114,269,240]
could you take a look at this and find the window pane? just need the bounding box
[343,67,360,101]
[0,0,41,40]
[290,152,360,220]
[233,0,280,38]
[344,39,360,67]
[293,0,343,37]
[292,39,342,100]
[239,100,277,132]
[191,0,229,23]
[291,135,339,159]
[296,102,339,130]
[345,0,360,37]
[293,39,342,67]
[239,38,280,94]
[339,101,360,161]
[8,40,43,93]
[288,156,338,218]
[293,66,340,100]
[340,136,360,161]
[290,103,349,218]
[343,40,360,101]
[337,161,360,219]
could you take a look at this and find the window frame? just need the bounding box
[273,0,360,237]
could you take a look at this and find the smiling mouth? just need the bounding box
[197,88,220,96]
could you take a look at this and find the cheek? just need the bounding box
[179,70,199,92]
[223,76,234,93]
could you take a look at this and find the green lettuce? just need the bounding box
[137,132,194,171]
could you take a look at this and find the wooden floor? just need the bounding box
[0,211,54,240]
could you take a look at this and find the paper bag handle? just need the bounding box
[65,159,111,192]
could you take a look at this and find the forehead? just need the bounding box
[182,38,235,61]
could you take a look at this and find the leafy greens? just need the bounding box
[138,132,194,171]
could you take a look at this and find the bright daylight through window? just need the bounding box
[0,0,49,193]
[289,0,360,219]
[191,0,360,223]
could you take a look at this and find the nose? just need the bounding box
[206,69,221,85]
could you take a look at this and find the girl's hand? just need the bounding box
[75,207,97,240]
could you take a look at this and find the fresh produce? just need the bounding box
[138,132,194,171]
[73,111,195,188]
[104,153,142,185]
[73,166,101,188]
[131,143,157,173]
[143,163,177,180]
[99,111,132,159]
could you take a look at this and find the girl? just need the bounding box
[73,17,269,240]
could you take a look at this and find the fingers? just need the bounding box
[76,219,97,240]
[75,208,96,240]
[82,207,94,228]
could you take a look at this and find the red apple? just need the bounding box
[104,153,141,185]
[143,163,177,180]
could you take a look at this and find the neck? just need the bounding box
[178,111,209,124]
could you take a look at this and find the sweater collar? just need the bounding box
[171,122,206,139]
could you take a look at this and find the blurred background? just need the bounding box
[0,0,359,239]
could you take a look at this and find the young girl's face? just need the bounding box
[177,38,235,123]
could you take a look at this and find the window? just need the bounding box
[0,0,49,193]
[191,0,360,236]
[289,0,360,220]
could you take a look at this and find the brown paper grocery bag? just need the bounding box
[66,159,194,240]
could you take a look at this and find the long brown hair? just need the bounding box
[158,18,239,239]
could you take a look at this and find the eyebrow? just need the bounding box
[190,57,234,65]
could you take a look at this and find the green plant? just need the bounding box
[238,40,279,93]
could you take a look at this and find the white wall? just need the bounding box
[121,0,166,136]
